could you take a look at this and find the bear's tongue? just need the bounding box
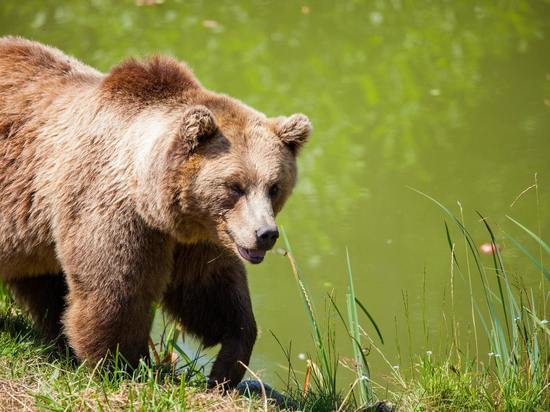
[237,246,266,264]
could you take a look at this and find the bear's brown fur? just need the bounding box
[0,37,311,387]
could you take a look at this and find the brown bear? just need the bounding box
[0,37,311,388]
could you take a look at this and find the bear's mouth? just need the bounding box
[236,246,266,264]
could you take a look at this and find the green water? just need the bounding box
[2,0,549,385]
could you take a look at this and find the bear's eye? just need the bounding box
[229,183,245,197]
[269,184,280,198]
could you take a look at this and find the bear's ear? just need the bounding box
[273,113,312,155]
[179,105,218,153]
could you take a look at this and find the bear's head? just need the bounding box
[110,57,311,263]
[168,95,311,264]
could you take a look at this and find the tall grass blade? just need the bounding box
[410,188,508,362]
[504,232,550,281]
[281,229,323,350]
[354,298,384,345]
[507,215,550,256]
[345,249,373,406]
[477,212,514,349]
[445,221,461,270]
[280,227,339,405]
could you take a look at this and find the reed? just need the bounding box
[279,229,386,411]
[401,189,549,410]
[276,192,548,411]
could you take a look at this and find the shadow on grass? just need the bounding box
[0,302,76,366]
[0,310,35,339]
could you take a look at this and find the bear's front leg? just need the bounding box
[208,324,257,389]
[163,243,257,389]
[57,214,173,368]
[63,286,153,367]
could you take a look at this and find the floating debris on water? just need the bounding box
[202,20,220,29]
[480,242,499,255]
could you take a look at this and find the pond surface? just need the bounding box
[1,0,549,386]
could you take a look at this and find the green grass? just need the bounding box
[277,231,390,411]
[0,286,267,411]
[409,189,549,411]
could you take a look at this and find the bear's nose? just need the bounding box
[255,225,279,250]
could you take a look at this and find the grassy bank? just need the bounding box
[0,287,268,411]
[0,196,548,411]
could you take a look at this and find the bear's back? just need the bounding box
[0,36,99,82]
[0,38,103,259]
[0,37,101,141]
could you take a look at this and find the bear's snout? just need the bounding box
[255,225,279,250]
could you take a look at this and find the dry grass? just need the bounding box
[0,378,35,411]
[0,376,276,412]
